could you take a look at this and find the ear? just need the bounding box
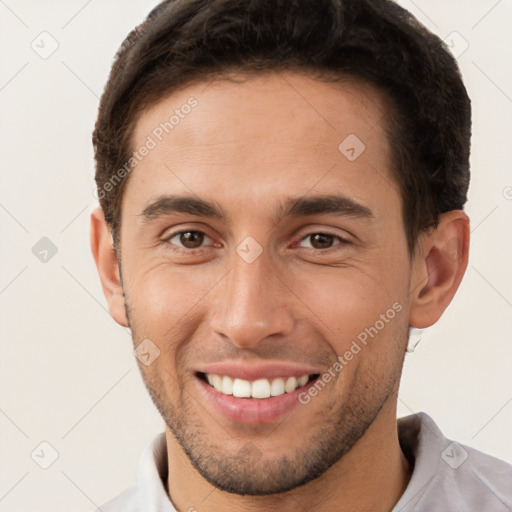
[409,210,470,328]
[90,207,129,327]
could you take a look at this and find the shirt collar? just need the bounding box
[393,412,447,510]
[137,432,175,511]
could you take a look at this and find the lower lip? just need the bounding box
[195,375,315,425]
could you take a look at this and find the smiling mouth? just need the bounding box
[196,372,320,399]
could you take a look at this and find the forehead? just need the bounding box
[126,71,399,219]
[132,71,391,151]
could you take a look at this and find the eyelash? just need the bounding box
[163,229,350,254]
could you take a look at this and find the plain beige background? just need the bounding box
[0,1,511,510]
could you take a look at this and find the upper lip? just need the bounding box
[195,361,321,381]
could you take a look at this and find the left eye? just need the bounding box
[297,233,346,250]
[166,230,212,250]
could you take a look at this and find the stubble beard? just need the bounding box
[133,336,406,496]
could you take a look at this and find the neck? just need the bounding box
[166,398,411,512]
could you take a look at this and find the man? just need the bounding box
[90,0,512,510]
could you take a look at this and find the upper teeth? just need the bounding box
[205,373,310,399]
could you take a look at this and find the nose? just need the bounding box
[209,249,295,349]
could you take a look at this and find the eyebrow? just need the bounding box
[139,194,374,224]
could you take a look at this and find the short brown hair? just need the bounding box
[93,0,471,254]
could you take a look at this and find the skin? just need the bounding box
[91,71,469,512]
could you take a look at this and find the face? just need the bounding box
[117,72,413,494]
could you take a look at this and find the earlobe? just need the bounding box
[409,210,470,329]
[90,207,130,328]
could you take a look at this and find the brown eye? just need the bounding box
[302,233,335,250]
[310,233,334,249]
[167,230,208,250]
[298,232,348,251]
[181,231,204,248]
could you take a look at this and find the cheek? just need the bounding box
[125,262,218,334]
[291,262,407,348]
[125,267,211,388]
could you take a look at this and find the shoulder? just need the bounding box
[395,412,512,511]
[441,442,512,510]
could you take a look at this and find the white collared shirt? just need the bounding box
[93,412,512,511]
